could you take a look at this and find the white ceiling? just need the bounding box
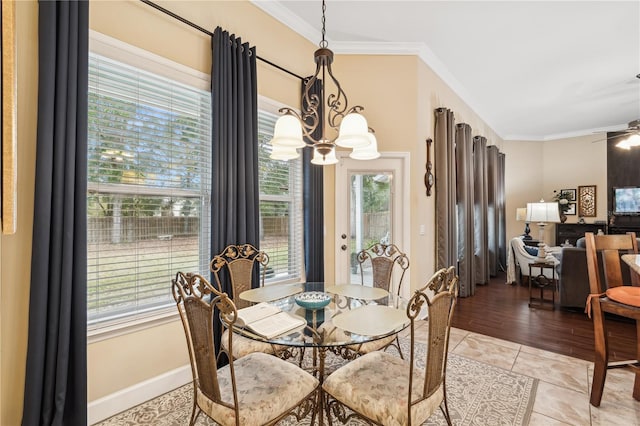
[252,1,640,141]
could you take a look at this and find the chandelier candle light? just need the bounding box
[269,0,380,165]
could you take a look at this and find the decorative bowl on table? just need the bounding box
[294,291,331,310]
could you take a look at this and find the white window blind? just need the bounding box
[257,109,304,283]
[87,52,211,326]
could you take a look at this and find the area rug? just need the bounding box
[96,339,537,426]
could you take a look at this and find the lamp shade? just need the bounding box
[526,201,561,223]
[350,132,380,160]
[335,112,371,148]
[270,114,306,148]
[516,207,528,221]
[269,145,300,160]
[311,146,338,165]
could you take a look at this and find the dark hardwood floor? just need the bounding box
[451,271,637,362]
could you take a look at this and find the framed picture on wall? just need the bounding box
[561,188,577,201]
[578,185,597,217]
[566,203,577,215]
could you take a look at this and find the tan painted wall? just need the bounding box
[1,1,38,424]
[503,134,607,246]
[0,1,610,424]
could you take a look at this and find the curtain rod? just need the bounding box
[139,0,304,81]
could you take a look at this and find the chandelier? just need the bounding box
[269,0,379,165]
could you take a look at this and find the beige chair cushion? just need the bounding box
[348,334,397,355]
[198,352,319,426]
[221,329,274,358]
[323,351,443,426]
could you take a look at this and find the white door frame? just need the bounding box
[334,152,411,298]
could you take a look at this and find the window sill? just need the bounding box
[87,308,179,344]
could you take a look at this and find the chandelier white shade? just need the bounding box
[269,144,301,160]
[350,132,381,160]
[270,114,306,149]
[335,113,371,148]
[267,0,378,165]
[311,146,338,165]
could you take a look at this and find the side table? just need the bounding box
[528,261,556,309]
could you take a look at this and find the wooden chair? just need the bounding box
[210,243,275,358]
[323,266,459,425]
[172,272,319,426]
[351,242,410,358]
[585,232,640,407]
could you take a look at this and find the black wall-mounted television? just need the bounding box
[613,186,640,215]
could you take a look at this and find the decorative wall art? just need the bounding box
[561,188,576,201]
[424,138,433,196]
[566,203,577,215]
[578,185,597,217]
[2,0,17,234]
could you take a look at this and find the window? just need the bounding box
[257,105,304,283]
[87,40,211,328]
[87,34,304,330]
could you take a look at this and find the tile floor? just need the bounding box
[442,326,640,425]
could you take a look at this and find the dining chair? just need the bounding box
[585,232,640,407]
[210,243,269,310]
[352,242,410,358]
[323,266,459,426]
[356,242,410,296]
[210,243,276,358]
[172,271,319,426]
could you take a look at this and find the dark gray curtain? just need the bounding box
[487,145,507,274]
[211,26,259,297]
[473,136,489,285]
[302,78,324,282]
[456,123,475,297]
[434,108,457,270]
[498,151,507,269]
[22,2,88,425]
[211,27,258,364]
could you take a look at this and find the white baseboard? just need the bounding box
[88,364,192,425]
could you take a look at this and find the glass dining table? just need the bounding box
[236,281,412,425]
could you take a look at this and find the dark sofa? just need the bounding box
[558,236,639,309]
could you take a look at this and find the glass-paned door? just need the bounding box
[335,153,409,291]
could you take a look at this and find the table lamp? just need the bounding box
[526,200,561,259]
[516,207,531,240]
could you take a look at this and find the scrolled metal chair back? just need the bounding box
[406,266,459,419]
[209,243,269,309]
[172,272,241,415]
[357,242,409,295]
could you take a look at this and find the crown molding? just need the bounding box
[505,123,628,142]
[251,0,320,45]
[251,1,499,139]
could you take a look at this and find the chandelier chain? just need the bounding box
[320,0,328,48]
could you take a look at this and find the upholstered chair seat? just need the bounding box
[197,352,318,426]
[323,267,459,426]
[221,329,275,358]
[323,351,442,426]
[172,272,319,425]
